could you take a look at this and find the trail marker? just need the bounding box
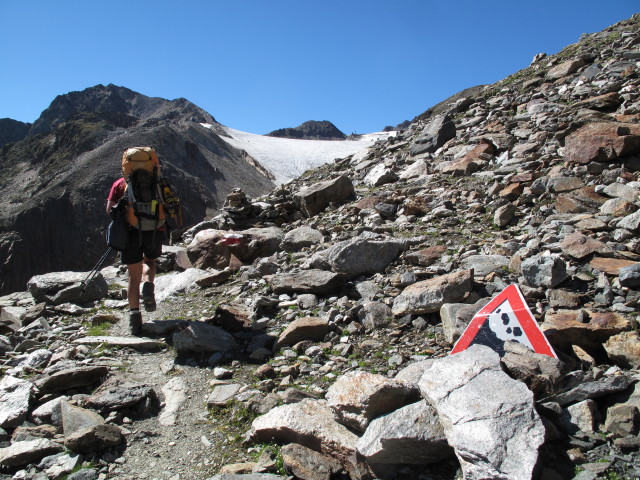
[450,284,557,358]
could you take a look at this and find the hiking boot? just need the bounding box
[129,310,142,336]
[142,281,156,312]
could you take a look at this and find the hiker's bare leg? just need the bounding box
[142,256,156,284]
[127,261,143,310]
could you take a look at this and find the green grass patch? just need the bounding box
[86,322,112,336]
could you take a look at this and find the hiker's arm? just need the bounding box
[106,200,115,215]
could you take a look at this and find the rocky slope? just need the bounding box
[0,84,275,295]
[267,120,347,140]
[1,12,640,480]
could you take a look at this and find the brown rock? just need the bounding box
[542,309,633,350]
[326,370,419,432]
[511,173,537,183]
[403,196,431,216]
[442,141,494,176]
[281,443,345,480]
[392,269,473,316]
[215,302,253,332]
[64,424,123,454]
[248,399,360,473]
[556,195,587,214]
[604,331,640,369]
[405,245,447,266]
[11,425,58,442]
[564,122,640,164]
[274,317,330,351]
[549,176,585,193]
[600,198,638,217]
[604,404,639,437]
[354,196,384,212]
[570,186,609,209]
[589,257,636,275]
[499,183,524,200]
[561,233,613,259]
[219,463,256,474]
[195,269,234,287]
[574,217,608,232]
[547,59,586,80]
[547,289,583,308]
[573,92,622,111]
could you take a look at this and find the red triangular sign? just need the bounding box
[450,284,557,358]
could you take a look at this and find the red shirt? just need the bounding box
[107,178,126,203]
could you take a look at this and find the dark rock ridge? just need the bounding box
[0,84,275,295]
[0,119,31,148]
[267,120,347,140]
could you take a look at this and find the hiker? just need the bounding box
[106,147,165,336]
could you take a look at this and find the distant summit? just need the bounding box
[28,83,220,137]
[267,120,346,140]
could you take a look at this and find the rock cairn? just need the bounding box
[1,13,640,480]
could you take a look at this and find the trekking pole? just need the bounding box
[80,247,113,294]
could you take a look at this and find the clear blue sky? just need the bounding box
[1,1,638,135]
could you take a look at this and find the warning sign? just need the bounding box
[450,284,557,358]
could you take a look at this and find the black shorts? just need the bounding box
[121,229,163,265]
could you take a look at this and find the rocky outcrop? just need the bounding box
[0,118,30,148]
[267,120,347,140]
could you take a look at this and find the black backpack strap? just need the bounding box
[126,175,143,245]
[151,166,159,245]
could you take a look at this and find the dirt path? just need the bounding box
[99,299,253,480]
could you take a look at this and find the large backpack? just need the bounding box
[121,147,166,231]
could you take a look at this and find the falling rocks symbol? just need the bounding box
[450,284,557,358]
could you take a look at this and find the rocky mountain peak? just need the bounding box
[28,84,218,137]
[267,120,347,140]
[0,85,274,295]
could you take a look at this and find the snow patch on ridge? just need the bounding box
[205,124,394,185]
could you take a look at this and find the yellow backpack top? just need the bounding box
[122,146,160,178]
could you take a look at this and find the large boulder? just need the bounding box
[357,400,453,465]
[294,176,355,217]
[410,114,456,156]
[268,270,346,295]
[542,309,632,351]
[521,254,568,288]
[563,122,640,164]
[392,269,473,316]
[309,235,407,280]
[273,317,330,351]
[247,399,363,477]
[35,366,109,395]
[281,226,324,252]
[419,345,545,480]
[0,376,32,429]
[27,271,107,305]
[0,439,63,468]
[172,322,238,356]
[187,228,283,270]
[325,371,420,432]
